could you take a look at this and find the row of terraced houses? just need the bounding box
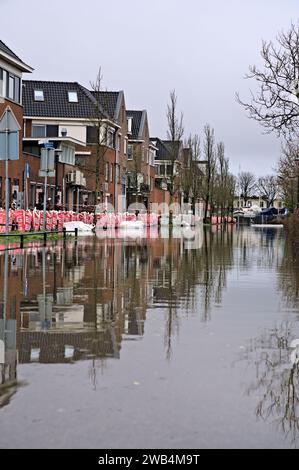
[0,40,201,213]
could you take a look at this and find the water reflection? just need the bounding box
[0,227,237,375]
[240,322,299,445]
[1,225,298,447]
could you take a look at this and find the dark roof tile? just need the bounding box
[126,110,143,139]
[92,91,120,120]
[22,80,110,120]
[150,137,181,161]
[0,40,23,62]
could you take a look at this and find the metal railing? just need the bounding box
[0,227,78,250]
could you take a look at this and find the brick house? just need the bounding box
[22,80,126,211]
[150,137,183,207]
[95,91,128,212]
[126,109,156,210]
[0,40,33,208]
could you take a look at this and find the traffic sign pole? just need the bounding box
[43,149,49,232]
[5,110,9,234]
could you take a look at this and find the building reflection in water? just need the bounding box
[0,250,18,407]
[0,226,237,381]
[0,226,291,411]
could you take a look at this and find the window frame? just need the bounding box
[127,144,133,161]
[68,91,78,103]
[34,89,44,101]
[32,124,46,138]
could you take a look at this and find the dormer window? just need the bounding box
[127,117,132,134]
[34,90,44,101]
[68,91,78,102]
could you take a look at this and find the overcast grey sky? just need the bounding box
[1,0,298,175]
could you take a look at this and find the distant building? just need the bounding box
[233,195,285,210]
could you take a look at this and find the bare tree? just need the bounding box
[166,90,184,201]
[237,23,299,138]
[202,125,216,223]
[277,141,299,211]
[238,171,256,205]
[126,144,143,205]
[215,142,230,218]
[182,134,204,214]
[227,174,237,213]
[76,67,114,213]
[257,175,278,207]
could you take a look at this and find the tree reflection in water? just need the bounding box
[240,322,299,445]
[156,226,234,359]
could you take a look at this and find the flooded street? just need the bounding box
[1,226,299,449]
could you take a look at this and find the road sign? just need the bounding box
[0,107,20,132]
[40,147,55,172]
[0,107,20,161]
[25,161,30,178]
[39,169,55,177]
[44,142,54,149]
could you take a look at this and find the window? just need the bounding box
[149,149,156,166]
[0,68,21,103]
[116,165,120,183]
[127,117,132,134]
[46,125,58,137]
[68,91,78,102]
[109,164,113,183]
[31,124,58,138]
[34,90,44,101]
[105,162,109,182]
[86,126,98,144]
[118,135,121,152]
[15,76,20,103]
[0,69,5,97]
[8,74,15,100]
[124,138,127,154]
[32,125,46,138]
[127,144,133,160]
[107,129,114,148]
[167,165,172,176]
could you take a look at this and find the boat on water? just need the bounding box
[251,224,284,228]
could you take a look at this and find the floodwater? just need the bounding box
[0,225,299,449]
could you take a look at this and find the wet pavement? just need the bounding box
[0,225,299,448]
